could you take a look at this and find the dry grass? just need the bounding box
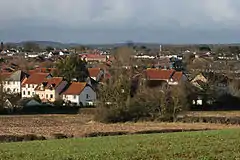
[0,114,239,138]
[185,111,240,117]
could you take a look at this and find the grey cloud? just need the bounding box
[0,0,240,43]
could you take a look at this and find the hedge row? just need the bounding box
[177,116,240,124]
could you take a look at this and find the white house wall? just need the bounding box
[22,84,38,98]
[79,86,96,106]
[35,81,67,102]
[62,86,96,106]
[3,81,21,94]
[63,95,80,105]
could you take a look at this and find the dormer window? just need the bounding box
[49,84,56,90]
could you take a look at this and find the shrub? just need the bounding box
[0,135,46,143]
[95,82,191,123]
[23,134,46,141]
[53,99,64,107]
[52,133,73,139]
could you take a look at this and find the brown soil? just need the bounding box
[0,114,239,138]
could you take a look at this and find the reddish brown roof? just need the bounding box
[88,68,101,78]
[62,82,87,95]
[35,77,64,90]
[145,69,175,80]
[172,72,183,82]
[23,73,50,85]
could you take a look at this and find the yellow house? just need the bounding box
[35,77,67,103]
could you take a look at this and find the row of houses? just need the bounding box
[2,64,226,108]
[1,69,100,106]
[1,67,187,106]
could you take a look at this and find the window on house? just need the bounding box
[12,81,15,85]
[50,94,53,98]
[28,91,30,95]
[7,88,10,92]
[32,92,34,96]
[46,94,48,98]
[23,91,25,95]
[86,94,89,99]
[32,85,35,88]
[13,89,16,92]
[73,95,76,99]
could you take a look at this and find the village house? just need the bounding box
[35,77,68,103]
[144,69,187,87]
[21,73,52,98]
[88,68,105,81]
[62,82,96,106]
[80,54,108,63]
[3,70,29,94]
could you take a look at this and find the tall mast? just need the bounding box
[159,44,162,57]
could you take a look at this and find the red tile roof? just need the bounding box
[62,82,87,95]
[88,68,101,78]
[35,77,64,90]
[22,73,50,85]
[172,72,183,82]
[80,54,107,60]
[145,69,175,80]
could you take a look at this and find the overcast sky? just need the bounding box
[1,0,240,44]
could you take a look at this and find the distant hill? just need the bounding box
[6,41,240,50]
[5,41,163,49]
[18,41,73,49]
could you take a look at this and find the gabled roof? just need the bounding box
[145,69,175,80]
[171,72,183,82]
[62,82,87,95]
[22,73,51,85]
[5,70,29,82]
[88,68,101,78]
[35,77,64,91]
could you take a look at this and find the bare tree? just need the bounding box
[96,46,190,123]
